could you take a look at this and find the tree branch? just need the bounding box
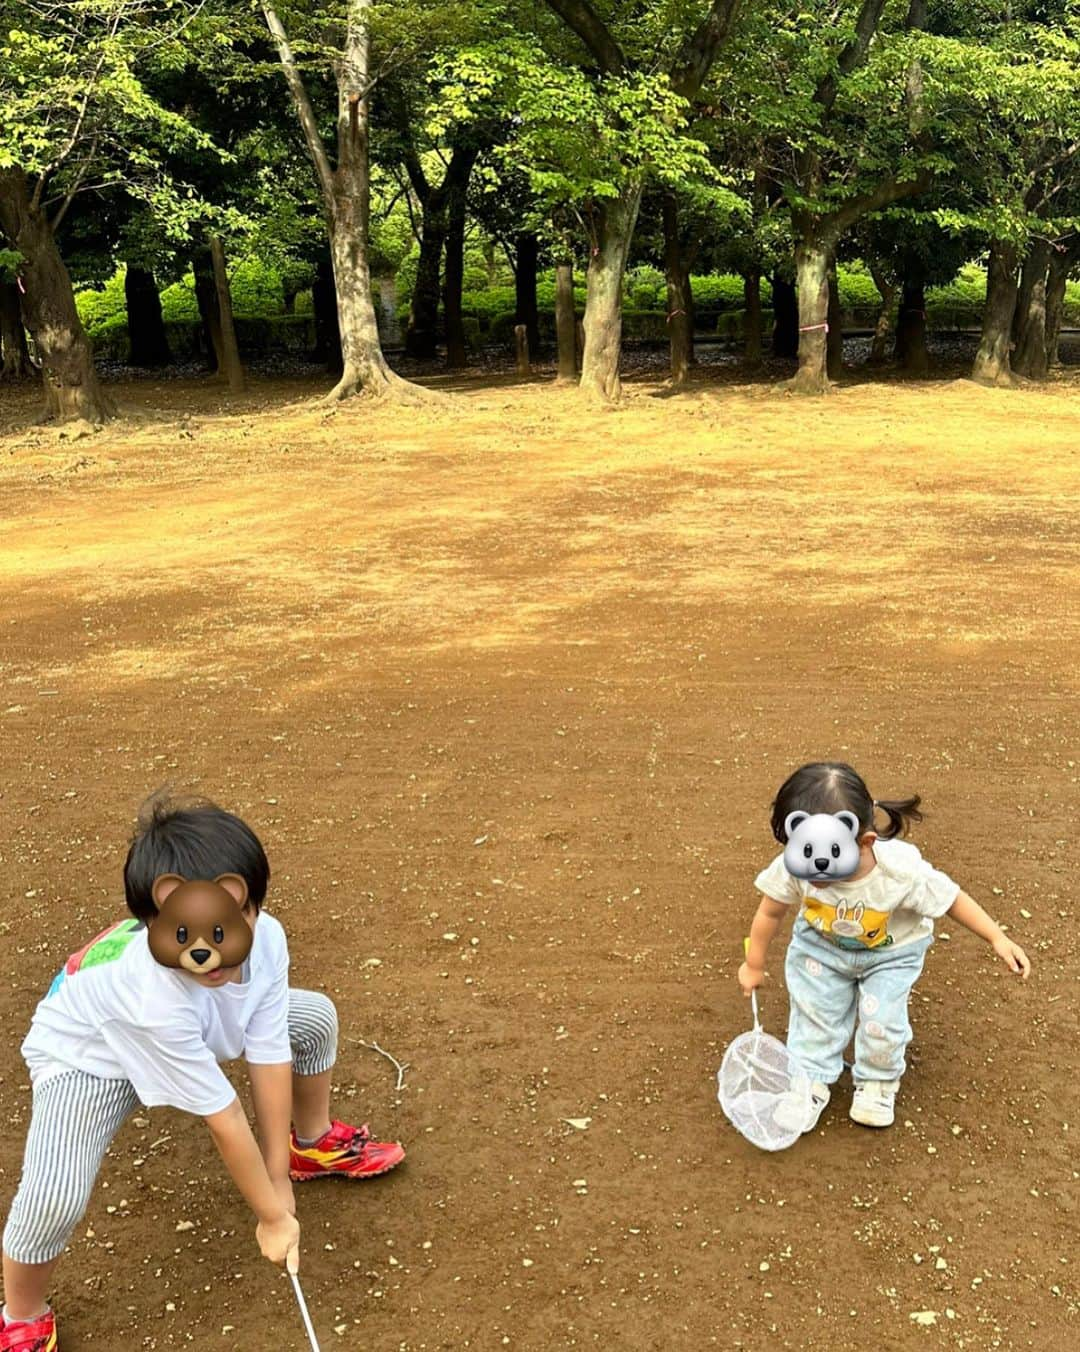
[47,140,98,233]
[262,3,336,207]
[670,0,743,98]
[828,167,932,236]
[32,17,115,211]
[815,0,887,114]
[403,147,430,203]
[543,0,624,74]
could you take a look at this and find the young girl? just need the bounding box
[738,762,1030,1133]
[1,793,405,1352]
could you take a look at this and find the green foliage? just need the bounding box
[690,274,749,313]
[833,261,882,309]
[77,258,295,339]
[0,247,22,282]
[395,248,421,308]
[75,270,128,336]
[443,264,893,329]
[227,259,286,316]
[429,35,740,217]
[159,278,200,324]
[88,313,319,361]
[0,1,225,240]
[370,185,418,276]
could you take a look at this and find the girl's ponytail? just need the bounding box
[873,794,923,840]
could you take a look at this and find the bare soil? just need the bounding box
[0,364,1078,1352]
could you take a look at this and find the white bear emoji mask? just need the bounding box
[783,810,862,882]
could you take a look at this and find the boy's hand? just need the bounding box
[737,961,764,996]
[256,1212,300,1266]
[992,936,1031,978]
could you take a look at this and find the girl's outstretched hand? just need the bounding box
[737,961,765,996]
[992,936,1031,978]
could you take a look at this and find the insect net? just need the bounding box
[717,989,811,1151]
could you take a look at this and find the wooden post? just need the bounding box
[554,261,577,382]
[514,323,530,375]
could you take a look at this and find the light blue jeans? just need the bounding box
[784,920,932,1086]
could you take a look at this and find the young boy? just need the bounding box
[1,794,404,1352]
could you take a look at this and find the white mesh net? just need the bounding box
[717,992,811,1151]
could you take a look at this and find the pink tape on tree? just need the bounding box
[799,322,829,333]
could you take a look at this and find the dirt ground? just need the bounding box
[0,362,1078,1352]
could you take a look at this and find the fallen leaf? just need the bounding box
[561,1118,591,1130]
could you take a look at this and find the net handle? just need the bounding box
[744,936,761,1031]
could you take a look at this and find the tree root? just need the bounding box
[55,418,98,441]
[578,378,622,407]
[322,368,444,407]
[968,368,1017,389]
[780,374,834,396]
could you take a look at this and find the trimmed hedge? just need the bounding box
[89,314,318,360]
[75,255,1080,362]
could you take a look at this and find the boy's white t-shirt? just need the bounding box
[21,912,291,1116]
[754,837,960,951]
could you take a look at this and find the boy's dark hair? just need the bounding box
[770,761,923,845]
[124,789,270,922]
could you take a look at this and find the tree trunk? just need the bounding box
[895,273,929,376]
[193,249,222,373]
[580,177,644,403]
[209,236,245,393]
[406,204,445,359]
[791,235,832,394]
[515,232,541,359]
[743,270,763,368]
[971,242,1019,387]
[444,160,472,370]
[312,254,343,374]
[327,194,406,398]
[867,262,895,365]
[324,82,419,400]
[1012,244,1042,346]
[0,280,33,380]
[554,259,577,382]
[1012,239,1052,380]
[662,194,693,386]
[1045,240,1079,368]
[124,265,170,367]
[514,323,530,375]
[826,259,843,380]
[771,274,798,357]
[0,167,114,423]
[264,0,420,402]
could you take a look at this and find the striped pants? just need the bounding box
[2,989,337,1265]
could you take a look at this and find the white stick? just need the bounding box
[349,1037,410,1091]
[289,1268,321,1352]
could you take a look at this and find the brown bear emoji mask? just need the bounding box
[148,874,253,974]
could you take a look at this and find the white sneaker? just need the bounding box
[773,1081,830,1134]
[850,1080,900,1127]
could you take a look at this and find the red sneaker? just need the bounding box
[289,1121,405,1182]
[0,1309,58,1352]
